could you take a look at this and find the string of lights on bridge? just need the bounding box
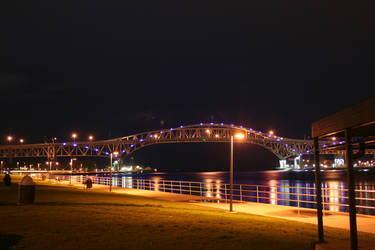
[4,122,344,150]
[2,122,350,164]
[2,122,374,171]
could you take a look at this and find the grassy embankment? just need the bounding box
[1,175,375,249]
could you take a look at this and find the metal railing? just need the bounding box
[31,173,375,215]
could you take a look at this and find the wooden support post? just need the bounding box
[345,128,358,250]
[314,137,324,243]
[229,136,234,212]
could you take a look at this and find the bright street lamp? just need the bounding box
[88,135,94,141]
[229,133,244,212]
[72,133,77,142]
[234,133,245,139]
[7,136,13,144]
[19,139,24,144]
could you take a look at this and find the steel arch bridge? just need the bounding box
[0,123,330,161]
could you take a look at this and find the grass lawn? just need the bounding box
[1,177,375,249]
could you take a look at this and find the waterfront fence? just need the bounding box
[31,173,375,215]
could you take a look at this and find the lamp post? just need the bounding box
[70,158,76,185]
[109,151,119,192]
[7,136,13,144]
[229,133,245,212]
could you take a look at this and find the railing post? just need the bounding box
[189,182,192,195]
[180,181,182,194]
[256,185,259,203]
[297,186,300,215]
[314,137,324,243]
[200,183,202,197]
[162,180,165,192]
[240,185,242,202]
[345,128,358,250]
[275,186,278,205]
[224,184,227,202]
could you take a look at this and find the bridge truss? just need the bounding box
[0,123,339,160]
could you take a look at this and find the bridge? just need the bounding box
[0,123,345,168]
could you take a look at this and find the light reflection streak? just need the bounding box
[327,181,340,212]
[269,180,277,205]
[216,180,221,199]
[205,179,212,198]
[121,176,133,188]
[152,177,161,192]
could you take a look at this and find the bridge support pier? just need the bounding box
[279,159,287,169]
[294,156,302,169]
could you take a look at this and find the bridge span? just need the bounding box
[0,123,341,165]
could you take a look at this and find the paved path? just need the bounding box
[63,182,375,235]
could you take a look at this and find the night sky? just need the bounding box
[1,1,374,171]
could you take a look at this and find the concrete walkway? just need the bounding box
[62,182,375,235]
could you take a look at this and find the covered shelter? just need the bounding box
[312,96,375,250]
